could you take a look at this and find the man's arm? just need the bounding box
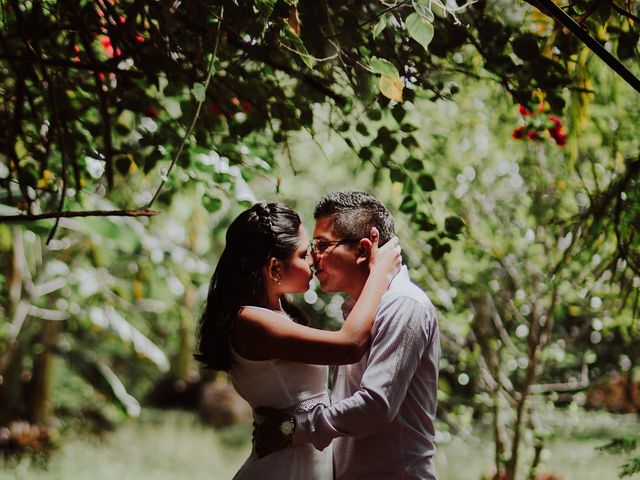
[292,295,436,451]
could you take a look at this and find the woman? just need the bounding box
[195,202,400,479]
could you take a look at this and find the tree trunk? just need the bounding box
[0,340,27,425]
[170,284,198,382]
[0,227,24,424]
[28,320,61,424]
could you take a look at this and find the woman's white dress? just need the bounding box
[229,307,333,480]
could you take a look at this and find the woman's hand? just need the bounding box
[368,227,402,285]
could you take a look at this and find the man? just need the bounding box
[257,191,440,479]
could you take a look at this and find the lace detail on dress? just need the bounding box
[293,392,329,413]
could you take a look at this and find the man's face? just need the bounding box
[311,216,360,293]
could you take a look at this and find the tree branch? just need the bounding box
[530,363,590,394]
[146,4,225,208]
[0,208,160,222]
[228,37,347,107]
[46,78,68,244]
[578,155,640,221]
[78,20,114,190]
[607,0,640,23]
[526,0,640,95]
[0,53,144,77]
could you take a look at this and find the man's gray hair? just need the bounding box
[314,191,395,245]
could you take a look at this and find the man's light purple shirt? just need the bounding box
[293,266,440,479]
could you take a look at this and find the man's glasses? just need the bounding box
[310,238,361,255]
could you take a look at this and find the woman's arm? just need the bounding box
[231,229,401,365]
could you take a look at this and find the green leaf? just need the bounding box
[162,97,182,119]
[399,195,418,213]
[392,104,406,123]
[420,221,437,232]
[376,126,391,142]
[88,306,170,372]
[115,154,133,175]
[369,57,404,102]
[203,194,223,212]
[356,122,370,136]
[405,157,424,171]
[620,457,640,477]
[597,437,638,455]
[83,218,140,254]
[412,211,437,232]
[55,348,141,417]
[389,167,407,184]
[369,57,399,77]
[382,137,399,155]
[593,4,611,24]
[412,0,435,22]
[402,177,415,195]
[282,24,313,69]
[406,12,434,52]
[359,147,373,161]
[337,122,351,132]
[192,82,206,102]
[367,109,383,121]
[17,164,38,187]
[445,216,465,235]
[402,136,419,149]
[373,14,387,39]
[417,173,436,191]
[512,33,540,61]
[432,242,451,260]
[617,31,639,60]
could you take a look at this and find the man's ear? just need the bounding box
[265,257,283,284]
[355,238,372,266]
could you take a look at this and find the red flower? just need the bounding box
[527,129,540,141]
[231,97,241,107]
[518,104,532,116]
[146,107,158,118]
[519,101,545,117]
[549,127,567,146]
[512,126,526,139]
[208,103,222,117]
[98,72,106,81]
[135,34,145,43]
[554,133,567,146]
[100,35,114,57]
[241,101,252,113]
[548,114,562,128]
[73,44,81,53]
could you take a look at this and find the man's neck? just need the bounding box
[345,269,369,300]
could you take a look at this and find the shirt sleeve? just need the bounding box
[292,296,434,450]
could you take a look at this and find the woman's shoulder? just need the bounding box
[237,305,291,325]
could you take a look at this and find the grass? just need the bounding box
[1,409,637,480]
[435,428,633,480]
[0,410,251,480]
[434,408,640,480]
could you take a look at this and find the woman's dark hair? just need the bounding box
[194,202,308,371]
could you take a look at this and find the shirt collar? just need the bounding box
[340,265,408,318]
